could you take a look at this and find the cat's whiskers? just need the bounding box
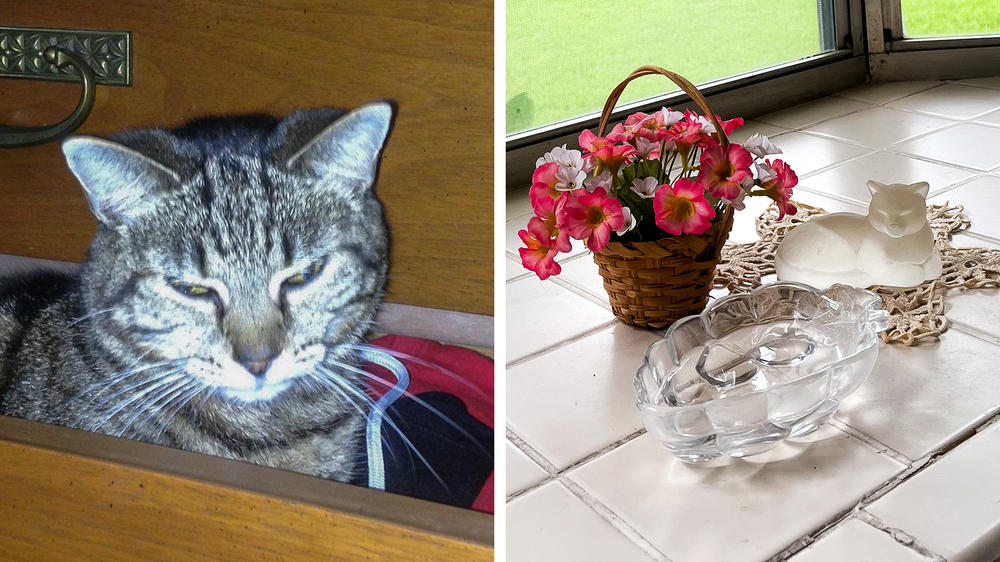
[313,362,451,491]
[122,378,206,439]
[149,381,208,439]
[66,307,115,327]
[115,377,199,438]
[304,371,399,463]
[320,358,491,459]
[87,370,187,432]
[82,360,188,413]
[343,342,492,400]
[53,356,183,419]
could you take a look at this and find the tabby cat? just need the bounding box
[0,103,394,483]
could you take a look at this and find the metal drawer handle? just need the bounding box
[0,46,96,149]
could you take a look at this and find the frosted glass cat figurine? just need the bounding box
[775,180,941,289]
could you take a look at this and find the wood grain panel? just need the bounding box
[0,416,492,560]
[0,440,491,560]
[0,0,493,315]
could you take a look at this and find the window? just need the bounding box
[506,0,840,136]
[900,0,1000,38]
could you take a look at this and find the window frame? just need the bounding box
[867,0,1000,80]
[505,0,864,188]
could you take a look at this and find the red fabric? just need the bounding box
[366,335,494,514]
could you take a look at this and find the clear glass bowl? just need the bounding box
[634,282,890,463]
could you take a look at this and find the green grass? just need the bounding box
[507,0,1000,134]
[901,0,1000,37]
[506,0,822,133]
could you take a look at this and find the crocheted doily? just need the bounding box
[715,203,1000,346]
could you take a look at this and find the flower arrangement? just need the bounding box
[518,108,799,280]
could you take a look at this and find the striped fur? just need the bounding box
[0,104,394,482]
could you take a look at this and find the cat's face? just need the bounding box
[63,104,393,403]
[866,180,929,238]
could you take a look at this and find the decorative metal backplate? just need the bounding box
[0,26,131,86]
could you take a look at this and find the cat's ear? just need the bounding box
[906,181,930,198]
[867,180,889,196]
[62,136,180,226]
[284,102,394,198]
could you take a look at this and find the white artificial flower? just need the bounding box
[630,177,659,199]
[585,170,613,192]
[635,137,660,159]
[754,161,777,183]
[744,133,783,158]
[616,206,637,236]
[724,188,747,211]
[660,107,685,127]
[696,115,716,134]
[554,166,587,191]
[536,144,586,170]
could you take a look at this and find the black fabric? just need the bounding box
[375,391,493,508]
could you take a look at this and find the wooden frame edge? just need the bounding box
[0,415,493,558]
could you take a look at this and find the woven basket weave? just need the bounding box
[593,66,736,329]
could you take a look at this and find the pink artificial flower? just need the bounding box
[529,162,561,215]
[759,158,799,219]
[653,178,716,236]
[698,143,754,202]
[579,129,613,154]
[715,116,744,136]
[664,112,712,154]
[519,217,563,280]
[578,124,628,154]
[534,195,573,254]
[589,144,636,176]
[776,199,798,219]
[605,123,629,144]
[557,187,624,253]
[624,112,664,141]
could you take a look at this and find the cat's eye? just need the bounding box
[283,260,326,287]
[170,281,216,299]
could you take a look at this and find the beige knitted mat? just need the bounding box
[714,202,1000,346]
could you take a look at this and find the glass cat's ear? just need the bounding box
[285,102,395,194]
[61,136,179,225]
[866,180,889,196]
[908,181,930,198]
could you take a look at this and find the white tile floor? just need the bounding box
[506,79,1000,561]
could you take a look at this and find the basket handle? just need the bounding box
[597,65,728,148]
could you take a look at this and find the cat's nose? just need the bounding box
[234,345,280,377]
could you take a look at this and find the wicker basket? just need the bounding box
[593,66,736,329]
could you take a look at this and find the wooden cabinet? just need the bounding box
[0,2,494,556]
[0,0,493,316]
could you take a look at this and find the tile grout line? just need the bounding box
[506,427,561,481]
[506,319,618,368]
[760,80,961,136]
[559,476,672,562]
[853,511,946,561]
[506,428,648,501]
[506,81,1000,561]
[949,321,1000,347]
[550,275,614,310]
[827,418,912,466]
[776,407,1000,560]
[948,229,1000,247]
[924,171,990,199]
[506,429,670,561]
[832,81,948,106]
